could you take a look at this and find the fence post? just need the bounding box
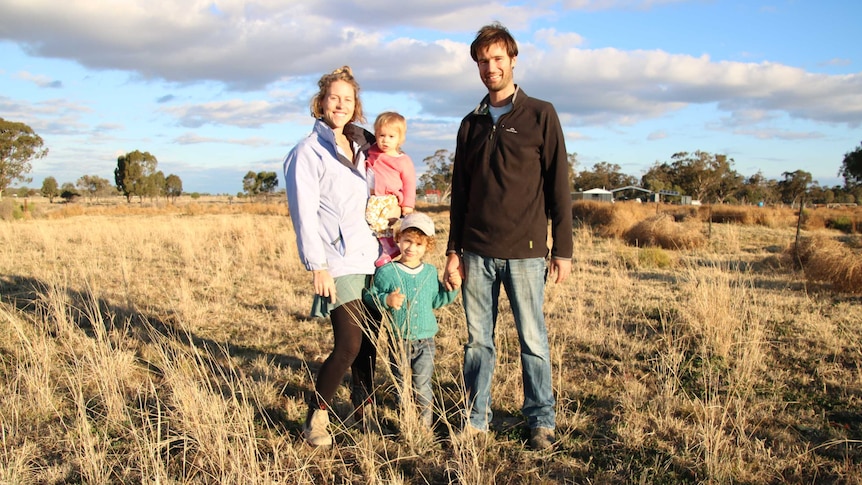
[794,196,806,266]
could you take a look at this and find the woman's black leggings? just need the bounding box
[311,299,381,410]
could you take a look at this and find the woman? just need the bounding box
[283,66,381,447]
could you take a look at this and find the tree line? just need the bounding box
[4,117,862,206]
[1,118,280,203]
[573,149,862,206]
[419,145,862,207]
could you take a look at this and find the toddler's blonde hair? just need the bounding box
[374,111,407,150]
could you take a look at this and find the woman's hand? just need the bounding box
[312,269,337,303]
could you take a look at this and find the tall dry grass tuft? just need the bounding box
[624,213,706,249]
[572,200,643,238]
[703,205,754,225]
[791,235,862,293]
[697,205,797,228]
[648,263,772,482]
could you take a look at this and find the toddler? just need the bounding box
[366,111,416,266]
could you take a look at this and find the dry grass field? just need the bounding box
[1,199,861,484]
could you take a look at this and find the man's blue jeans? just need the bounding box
[461,252,555,430]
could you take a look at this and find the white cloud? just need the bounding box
[160,98,303,128]
[566,131,593,141]
[729,128,825,141]
[15,71,62,88]
[0,95,92,134]
[647,130,668,141]
[819,58,852,67]
[562,0,689,11]
[174,132,270,147]
[0,0,538,90]
[520,35,862,127]
[4,0,859,131]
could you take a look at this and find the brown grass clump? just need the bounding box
[572,200,648,238]
[616,246,675,269]
[800,207,862,234]
[749,206,789,227]
[693,205,796,228]
[700,205,753,225]
[790,235,862,293]
[623,213,705,249]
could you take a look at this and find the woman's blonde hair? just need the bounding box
[373,111,407,149]
[310,66,365,124]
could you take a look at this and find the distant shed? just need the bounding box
[572,188,613,203]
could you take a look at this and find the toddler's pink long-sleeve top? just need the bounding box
[367,144,416,209]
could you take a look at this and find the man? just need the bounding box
[444,22,573,451]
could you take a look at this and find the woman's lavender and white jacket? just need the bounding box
[283,119,379,278]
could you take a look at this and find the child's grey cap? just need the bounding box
[399,212,435,236]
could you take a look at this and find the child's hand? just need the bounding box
[386,288,405,310]
[448,271,462,289]
[401,206,414,216]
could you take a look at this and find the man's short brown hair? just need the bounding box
[470,22,519,62]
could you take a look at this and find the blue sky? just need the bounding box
[1,0,860,195]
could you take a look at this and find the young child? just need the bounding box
[365,111,416,267]
[365,212,458,427]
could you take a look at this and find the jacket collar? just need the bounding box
[473,85,523,116]
[313,119,374,150]
[312,118,375,172]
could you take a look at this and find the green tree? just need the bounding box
[0,118,49,200]
[572,161,637,191]
[641,162,677,194]
[76,175,114,201]
[418,149,454,202]
[41,176,59,203]
[257,171,278,197]
[670,151,740,203]
[839,140,862,188]
[777,170,812,206]
[242,171,258,195]
[165,174,183,202]
[643,151,740,203]
[115,150,158,203]
[147,170,166,201]
[567,152,579,190]
[60,182,80,202]
[242,171,278,199]
[735,171,778,205]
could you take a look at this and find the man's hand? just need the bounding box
[312,269,336,303]
[444,253,464,291]
[386,287,405,309]
[549,258,572,284]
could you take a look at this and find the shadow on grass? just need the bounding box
[0,273,317,435]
